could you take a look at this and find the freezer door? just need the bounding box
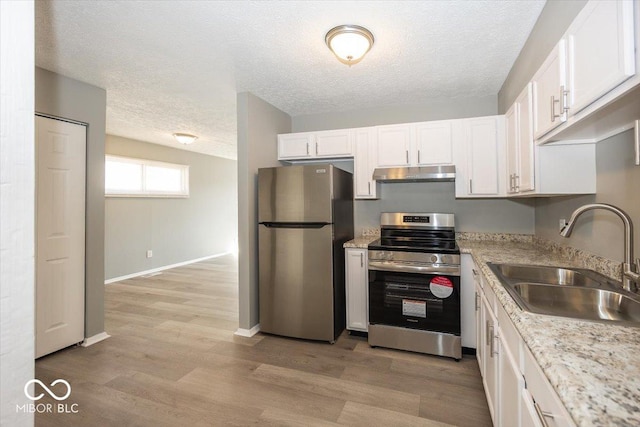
[258,165,333,223]
[259,223,335,341]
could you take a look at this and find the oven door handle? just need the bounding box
[368,261,460,276]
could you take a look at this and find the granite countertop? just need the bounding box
[344,235,379,249]
[458,240,640,427]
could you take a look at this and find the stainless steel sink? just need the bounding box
[489,264,601,287]
[487,263,640,325]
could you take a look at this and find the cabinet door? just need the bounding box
[567,0,635,114]
[505,103,519,194]
[376,124,412,167]
[521,389,544,427]
[499,333,523,427]
[315,129,353,157]
[466,117,503,196]
[523,347,575,427]
[517,84,535,192]
[415,121,454,165]
[278,133,314,159]
[475,280,484,374]
[345,249,368,332]
[532,40,567,139]
[460,254,477,349]
[483,295,498,425]
[354,128,378,199]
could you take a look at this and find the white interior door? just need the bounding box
[35,115,86,358]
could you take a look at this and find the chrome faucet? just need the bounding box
[560,203,640,292]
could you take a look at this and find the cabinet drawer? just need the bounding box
[523,346,575,427]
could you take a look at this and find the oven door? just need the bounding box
[368,268,460,335]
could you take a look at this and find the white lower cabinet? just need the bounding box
[471,259,575,427]
[345,248,368,332]
[522,346,575,427]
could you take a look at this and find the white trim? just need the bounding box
[81,331,110,347]
[234,324,261,337]
[105,252,230,284]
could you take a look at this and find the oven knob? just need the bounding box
[430,255,438,263]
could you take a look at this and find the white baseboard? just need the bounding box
[235,324,260,337]
[81,331,110,347]
[105,252,231,284]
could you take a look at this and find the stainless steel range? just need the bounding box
[368,212,461,360]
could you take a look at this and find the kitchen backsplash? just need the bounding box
[455,231,623,282]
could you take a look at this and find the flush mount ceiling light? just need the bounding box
[172,133,198,145]
[325,25,374,66]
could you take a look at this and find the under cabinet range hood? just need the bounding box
[372,165,456,183]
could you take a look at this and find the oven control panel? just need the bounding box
[402,215,430,223]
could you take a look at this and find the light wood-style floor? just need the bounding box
[35,255,491,426]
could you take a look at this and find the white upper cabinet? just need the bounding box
[415,120,454,165]
[532,40,568,139]
[354,128,379,199]
[315,129,353,157]
[456,116,506,198]
[278,132,315,159]
[375,124,413,167]
[517,85,535,193]
[505,103,519,195]
[567,0,636,115]
[506,84,535,195]
[278,129,353,160]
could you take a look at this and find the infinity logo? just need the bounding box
[24,379,71,401]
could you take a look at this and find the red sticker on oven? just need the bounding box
[430,276,454,299]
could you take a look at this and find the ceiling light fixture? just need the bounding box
[325,25,374,66]
[173,133,198,145]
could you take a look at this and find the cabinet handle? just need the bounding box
[406,150,409,164]
[485,320,491,350]
[533,401,555,427]
[560,85,570,113]
[514,174,520,191]
[306,142,309,155]
[417,150,421,164]
[489,325,496,357]
[368,182,371,194]
[509,174,514,192]
[475,292,480,311]
[469,179,473,194]
[316,142,319,155]
[360,253,364,268]
[550,95,561,122]
[472,268,478,277]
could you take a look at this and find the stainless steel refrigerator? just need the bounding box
[258,164,354,342]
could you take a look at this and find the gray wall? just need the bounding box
[356,182,534,235]
[35,67,106,339]
[293,96,497,132]
[1,1,34,424]
[535,131,640,263]
[292,97,535,235]
[237,92,291,331]
[105,135,237,280]
[498,0,588,112]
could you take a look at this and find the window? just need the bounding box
[105,155,189,197]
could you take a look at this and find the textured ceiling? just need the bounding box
[35,0,546,160]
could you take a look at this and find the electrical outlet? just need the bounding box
[146,250,153,258]
[559,219,567,232]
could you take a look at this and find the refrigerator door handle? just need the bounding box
[260,222,331,229]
